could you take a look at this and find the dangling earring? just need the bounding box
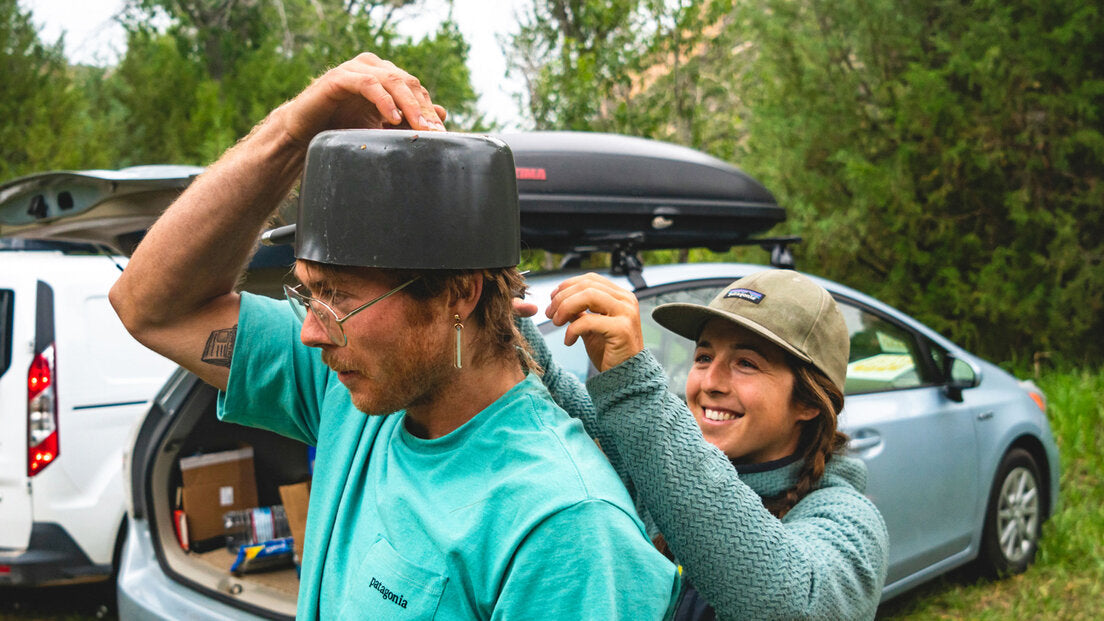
[453,314,464,369]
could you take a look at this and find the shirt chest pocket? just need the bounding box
[339,536,448,620]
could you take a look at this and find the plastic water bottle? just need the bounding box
[223,505,291,549]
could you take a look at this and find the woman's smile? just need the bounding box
[701,407,744,422]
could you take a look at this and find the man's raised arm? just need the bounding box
[109,54,447,390]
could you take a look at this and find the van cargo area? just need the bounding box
[129,371,307,618]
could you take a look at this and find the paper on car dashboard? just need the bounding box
[846,354,918,393]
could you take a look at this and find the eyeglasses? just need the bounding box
[283,277,419,347]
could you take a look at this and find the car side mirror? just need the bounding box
[943,353,979,402]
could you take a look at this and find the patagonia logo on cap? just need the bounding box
[724,288,764,304]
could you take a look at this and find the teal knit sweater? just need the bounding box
[520,320,888,621]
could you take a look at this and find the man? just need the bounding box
[110,54,680,619]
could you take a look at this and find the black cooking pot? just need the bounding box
[264,129,520,269]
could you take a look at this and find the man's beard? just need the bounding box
[321,329,453,416]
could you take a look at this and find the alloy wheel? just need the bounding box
[996,465,1039,563]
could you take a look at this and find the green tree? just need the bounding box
[506,0,749,264]
[0,0,114,179]
[506,0,740,143]
[106,0,482,166]
[506,0,651,130]
[729,0,1104,362]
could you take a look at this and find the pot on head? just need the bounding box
[263,129,520,270]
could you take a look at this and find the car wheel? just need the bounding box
[978,448,1043,578]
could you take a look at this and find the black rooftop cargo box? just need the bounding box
[496,132,785,254]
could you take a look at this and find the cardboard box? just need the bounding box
[278,481,311,566]
[180,446,258,548]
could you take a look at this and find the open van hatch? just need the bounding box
[0,166,202,255]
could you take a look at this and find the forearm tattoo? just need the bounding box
[202,325,237,368]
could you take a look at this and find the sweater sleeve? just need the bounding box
[586,349,888,621]
[515,318,641,504]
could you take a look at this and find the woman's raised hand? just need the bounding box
[545,273,644,372]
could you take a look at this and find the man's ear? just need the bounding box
[450,273,483,321]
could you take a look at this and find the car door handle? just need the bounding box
[977,410,994,421]
[847,431,882,452]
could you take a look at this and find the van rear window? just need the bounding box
[0,289,12,378]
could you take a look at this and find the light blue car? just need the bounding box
[526,262,1059,601]
[0,133,1058,618]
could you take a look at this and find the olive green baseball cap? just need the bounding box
[652,269,850,392]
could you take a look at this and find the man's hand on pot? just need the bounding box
[277,53,448,146]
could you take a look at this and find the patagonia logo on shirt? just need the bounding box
[369,576,408,609]
[724,288,764,304]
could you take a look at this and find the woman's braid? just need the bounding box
[762,363,848,519]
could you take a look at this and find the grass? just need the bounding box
[877,366,1104,620]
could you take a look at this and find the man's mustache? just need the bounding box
[321,352,364,375]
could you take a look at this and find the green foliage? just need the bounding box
[507,0,653,130]
[102,0,483,166]
[730,0,1104,363]
[0,0,115,178]
[516,0,1104,364]
[1,0,480,178]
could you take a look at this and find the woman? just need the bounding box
[518,269,889,620]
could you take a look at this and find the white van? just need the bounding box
[0,168,198,585]
[0,241,177,584]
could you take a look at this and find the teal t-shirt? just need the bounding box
[218,293,680,620]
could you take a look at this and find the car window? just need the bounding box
[839,302,932,394]
[0,289,11,378]
[926,339,949,378]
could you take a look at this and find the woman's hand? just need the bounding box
[276,53,448,146]
[545,273,644,372]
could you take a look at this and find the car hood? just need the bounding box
[0,166,202,255]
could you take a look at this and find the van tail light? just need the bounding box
[28,344,59,476]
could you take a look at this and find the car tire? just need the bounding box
[977,448,1043,578]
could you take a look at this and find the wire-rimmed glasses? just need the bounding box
[283,277,419,346]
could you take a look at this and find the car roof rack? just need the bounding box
[558,234,801,289]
